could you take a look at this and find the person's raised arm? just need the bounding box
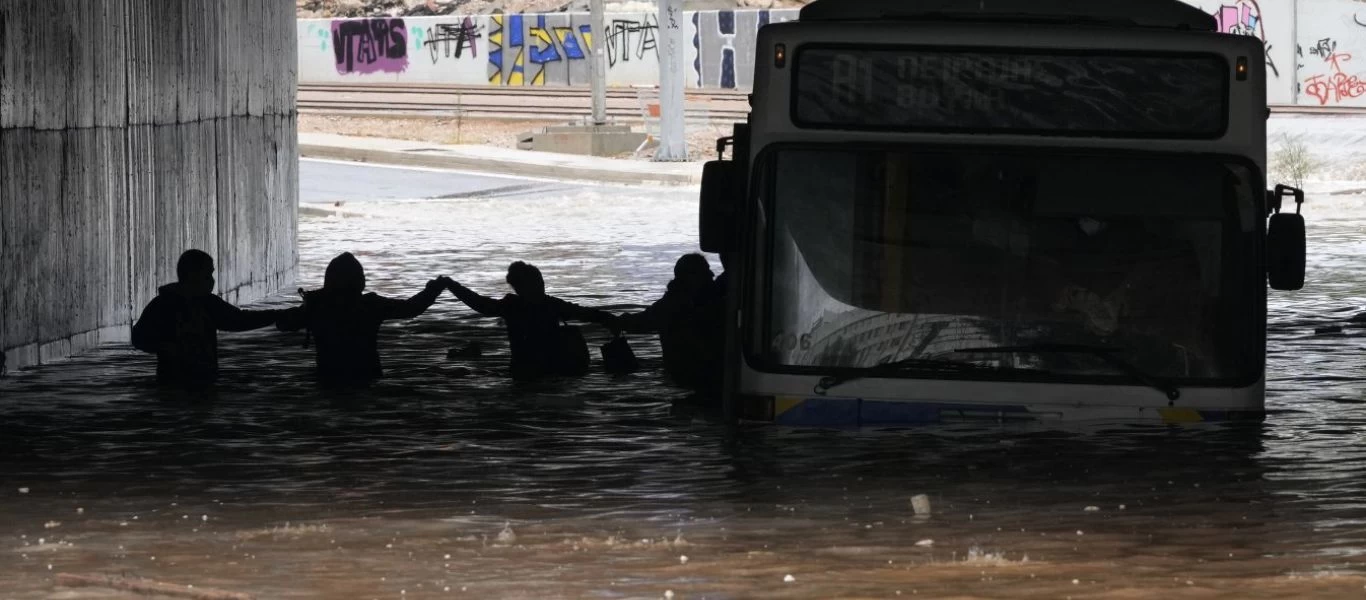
[615,294,672,333]
[448,280,507,318]
[553,297,618,329]
[207,296,281,332]
[377,276,448,321]
[275,305,305,332]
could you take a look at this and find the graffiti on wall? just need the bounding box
[1211,0,1280,77]
[692,9,797,89]
[305,23,330,52]
[1301,38,1366,105]
[485,13,660,86]
[332,18,409,74]
[416,17,483,63]
[606,15,659,67]
[488,14,596,85]
[300,4,1362,105]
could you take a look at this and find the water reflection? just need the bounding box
[1,183,1365,598]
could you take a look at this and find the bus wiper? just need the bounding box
[813,357,992,396]
[954,343,1181,402]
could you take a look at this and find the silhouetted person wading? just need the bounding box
[447,261,617,381]
[277,252,448,386]
[131,249,281,387]
[618,253,721,391]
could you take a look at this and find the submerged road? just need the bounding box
[1,160,1366,598]
[298,158,629,205]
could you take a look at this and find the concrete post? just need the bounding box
[1290,0,1300,104]
[590,0,609,125]
[655,0,689,161]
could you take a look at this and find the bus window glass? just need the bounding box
[760,148,1260,383]
[794,47,1228,137]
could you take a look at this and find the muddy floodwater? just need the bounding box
[3,160,1366,599]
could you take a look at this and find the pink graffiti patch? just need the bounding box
[332,18,410,75]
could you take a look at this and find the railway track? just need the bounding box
[298,83,1366,121]
[298,83,751,121]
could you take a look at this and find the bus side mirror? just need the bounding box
[1266,185,1305,291]
[700,160,737,253]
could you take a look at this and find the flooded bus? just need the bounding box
[700,0,1308,426]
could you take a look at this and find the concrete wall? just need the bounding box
[298,9,800,89]
[1,0,299,369]
[298,1,1366,105]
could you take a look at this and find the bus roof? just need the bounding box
[798,0,1216,31]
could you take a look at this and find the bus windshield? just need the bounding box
[758,147,1263,383]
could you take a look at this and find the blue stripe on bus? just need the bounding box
[769,398,1033,426]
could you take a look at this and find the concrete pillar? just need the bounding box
[0,0,298,370]
[655,0,689,162]
[590,0,609,125]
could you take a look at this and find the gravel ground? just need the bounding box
[299,113,736,160]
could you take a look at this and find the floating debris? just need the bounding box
[915,539,934,547]
[910,494,932,516]
[783,574,796,583]
[1084,506,1100,512]
[496,523,517,544]
[679,555,689,564]
[18,488,29,494]
[43,521,61,529]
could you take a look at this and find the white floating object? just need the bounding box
[910,494,931,516]
[18,488,28,494]
[1076,530,1084,536]
[75,508,84,515]
[496,523,517,544]
[664,591,675,599]
[915,539,934,547]
[1119,504,1127,510]
[1072,579,1080,585]
[679,555,689,564]
[43,521,60,529]
[1084,506,1100,512]
[783,574,796,583]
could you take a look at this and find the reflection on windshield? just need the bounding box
[760,148,1261,382]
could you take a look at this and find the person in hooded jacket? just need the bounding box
[131,249,283,387]
[446,261,618,381]
[616,253,720,390]
[276,252,449,387]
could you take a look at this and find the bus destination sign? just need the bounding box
[794,47,1228,137]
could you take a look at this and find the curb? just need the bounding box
[299,144,703,186]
